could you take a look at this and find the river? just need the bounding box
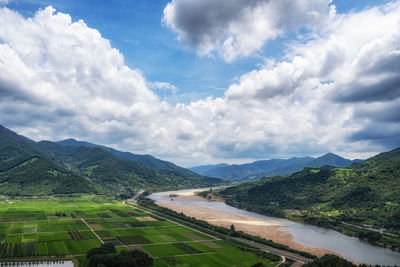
[149,188,400,266]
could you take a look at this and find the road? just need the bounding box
[233,237,311,264]
[341,221,399,238]
[127,190,144,203]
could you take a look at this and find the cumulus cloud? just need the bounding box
[0,6,161,141]
[221,1,400,151]
[148,82,177,94]
[1,2,400,166]
[163,0,334,62]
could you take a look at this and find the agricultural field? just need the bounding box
[0,196,277,266]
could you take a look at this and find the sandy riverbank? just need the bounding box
[156,190,336,257]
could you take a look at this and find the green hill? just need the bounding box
[36,141,223,192]
[57,138,184,171]
[0,124,224,196]
[56,138,206,180]
[0,125,99,195]
[219,147,400,232]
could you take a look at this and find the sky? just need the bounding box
[0,0,399,167]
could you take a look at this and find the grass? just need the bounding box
[0,196,277,266]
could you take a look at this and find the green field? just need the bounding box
[0,196,277,266]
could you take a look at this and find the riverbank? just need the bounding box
[156,189,335,257]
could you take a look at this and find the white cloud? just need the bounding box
[148,82,177,94]
[1,2,400,167]
[163,0,334,62]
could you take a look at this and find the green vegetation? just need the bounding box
[219,147,400,250]
[138,198,316,260]
[0,124,224,196]
[302,254,398,267]
[0,196,278,266]
[86,243,153,267]
[0,125,102,196]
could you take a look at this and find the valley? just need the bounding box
[148,189,400,266]
[1,124,400,266]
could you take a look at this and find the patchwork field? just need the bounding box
[0,196,276,266]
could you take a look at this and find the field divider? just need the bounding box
[122,239,220,246]
[153,252,218,259]
[81,218,104,244]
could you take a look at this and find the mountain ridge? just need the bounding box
[190,153,362,181]
[0,124,224,196]
[219,146,400,233]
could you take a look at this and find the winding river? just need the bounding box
[149,188,400,266]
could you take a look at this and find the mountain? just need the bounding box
[264,153,361,178]
[219,147,400,231]
[305,152,353,168]
[0,125,99,195]
[36,141,223,192]
[56,138,220,187]
[189,163,229,175]
[57,138,188,172]
[0,124,224,196]
[190,153,360,181]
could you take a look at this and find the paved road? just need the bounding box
[233,237,311,264]
[127,190,144,203]
[341,221,399,237]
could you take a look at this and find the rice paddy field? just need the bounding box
[0,196,276,266]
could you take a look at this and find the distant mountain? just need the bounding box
[264,153,361,178]
[189,163,229,175]
[0,125,99,195]
[219,146,400,231]
[190,153,361,181]
[0,124,224,196]
[305,152,353,168]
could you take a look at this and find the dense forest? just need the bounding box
[0,124,224,196]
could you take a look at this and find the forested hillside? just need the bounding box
[219,147,400,234]
[0,124,224,196]
[0,125,99,195]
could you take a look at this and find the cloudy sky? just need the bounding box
[0,0,399,167]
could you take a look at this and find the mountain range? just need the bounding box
[0,124,224,196]
[219,146,400,231]
[190,153,363,181]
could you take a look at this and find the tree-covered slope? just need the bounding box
[0,125,99,195]
[0,124,224,196]
[57,138,194,174]
[36,141,224,192]
[219,147,400,231]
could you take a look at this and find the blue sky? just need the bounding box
[0,0,399,166]
[5,0,386,103]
